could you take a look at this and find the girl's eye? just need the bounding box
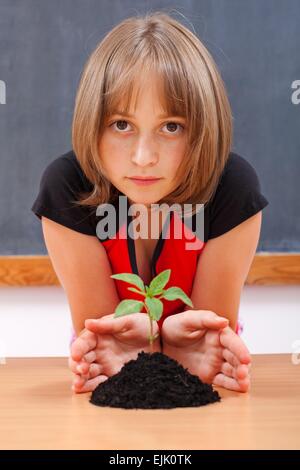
[112,120,131,132]
[162,122,184,134]
[110,120,184,134]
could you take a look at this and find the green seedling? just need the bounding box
[110,269,194,352]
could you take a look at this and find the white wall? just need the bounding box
[0,285,299,357]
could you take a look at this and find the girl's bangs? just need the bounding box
[102,53,189,122]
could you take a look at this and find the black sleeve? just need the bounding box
[31,152,96,236]
[207,152,269,240]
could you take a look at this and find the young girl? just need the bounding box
[31,12,269,394]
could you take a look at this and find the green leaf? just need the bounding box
[148,269,171,296]
[110,273,145,292]
[114,299,145,318]
[145,297,164,321]
[127,287,146,297]
[160,287,194,308]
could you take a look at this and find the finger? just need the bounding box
[221,361,249,380]
[181,310,229,332]
[68,356,80,375]
[220,361,234,378]
[88,363,103,379]
[83,350,97,364]
[74,362,103,379]
[72,375,108,394]
[73,363,103,388]
[76,362,90,376]
[70,329,97,362]
[68,357,89,379]
[85,315,136,335]
[72,373,86,389]
[213,372,250,393]
[220,327,251,364]
[236,364,250,380]
[223,351,251,378]
[222,348,241,368]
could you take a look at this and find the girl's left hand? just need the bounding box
[161,309,251,392]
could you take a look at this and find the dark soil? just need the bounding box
[90,351,221,409]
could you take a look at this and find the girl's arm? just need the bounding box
[41,216,121,336]
[184,211,263,331]
[159,213,259,392]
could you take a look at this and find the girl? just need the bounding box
[31,12,269,394]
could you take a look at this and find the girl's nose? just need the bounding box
[131,137,159,167]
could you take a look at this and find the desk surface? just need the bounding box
[0,354,299,450]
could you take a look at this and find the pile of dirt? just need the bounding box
[90,351,221,409]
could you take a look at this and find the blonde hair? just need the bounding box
[71,11,233,212]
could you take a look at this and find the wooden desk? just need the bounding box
[0,354,299,450]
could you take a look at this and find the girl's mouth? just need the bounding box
[128,177,162,186]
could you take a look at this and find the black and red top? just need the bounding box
[31,150,269,332]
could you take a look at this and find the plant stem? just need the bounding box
[144,303,154,354]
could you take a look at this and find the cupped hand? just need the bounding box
[161,309,251,392]
[69,312,161,393]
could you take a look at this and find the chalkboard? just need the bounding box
[0,0,299,255]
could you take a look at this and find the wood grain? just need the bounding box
[0,354,299,450]
[0,256,59,286]
[0,253,299,286]
[245,252,300,285]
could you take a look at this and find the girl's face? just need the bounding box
[99,74,188,208]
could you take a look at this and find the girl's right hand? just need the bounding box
[68,312,161,393]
